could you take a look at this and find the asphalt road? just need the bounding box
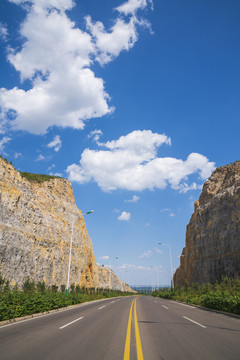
[1,295,240,360]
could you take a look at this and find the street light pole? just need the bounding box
[157,242,174,289]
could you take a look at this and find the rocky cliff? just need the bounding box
[98,266,134,292]
[174,161,240,286]
[0,158,132,292]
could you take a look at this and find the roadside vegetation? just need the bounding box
[152,276,240,315]
[0,275,134,321]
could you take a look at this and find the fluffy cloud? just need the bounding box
[35,154,45,161]
[47,135,62,152]
[125,195,140,202]
[118,263,162,271]
[118,211,131,221]
[14,152,22,159]
[0,136,11,153]
[0,0,151,134]
[116,0,150,15]
[66,130,215,192]
[0,23,8,41]
[86,16,138,65]
[88,129,103,143]
[140,250,152,258]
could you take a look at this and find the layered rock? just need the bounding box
[174,161,240,286]
[98,266,134,292]
[0,158,132,292]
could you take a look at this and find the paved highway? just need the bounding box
[1,296,240,359]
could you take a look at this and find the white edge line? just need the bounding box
[161,305,168,309]
[98,305,106,310]
[59,316,84,329]
[183,316,206,328]
[170,301,196,309]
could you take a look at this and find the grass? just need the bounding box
[19,172,63,183]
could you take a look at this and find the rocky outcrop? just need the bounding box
[174,161,240,286]
[98,266,134,292]
[0,158,132,292]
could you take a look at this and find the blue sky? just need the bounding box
[0,0,239,286]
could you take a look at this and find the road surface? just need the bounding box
[1,295,240,359]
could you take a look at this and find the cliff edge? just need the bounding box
[174,161,240,286]
[0,158,132,292]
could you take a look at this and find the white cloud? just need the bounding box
[161,208,175,217]
[118,211,131,221]
[99,255,110,260]
[118,263,161,271]
[0,136,11,153]
[0,23,8,41]
[116,0,149,15]
[86,16,138,65]
[0,0,150,134]
[49,172,63,177]
[47,135,62,152]
[35,154,45,161]
[66,130,215,192]
[118,263,148,271]
[8,0,74,11]
[47,164,55,171]
[140,250,152,258]
[88,129,103,143]
[154,248,162,254]
[14,152,22,159]
[125,195,140,202]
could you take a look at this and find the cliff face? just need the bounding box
[98,266,134,293]
[174,161,240,286]
[0,158,100,288]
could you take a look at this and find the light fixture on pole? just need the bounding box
[66,210,94,296]
[157,242,174,288]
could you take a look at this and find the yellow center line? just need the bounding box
[123,297,144,360]
[134,298,144,360]
[123,299,134,360]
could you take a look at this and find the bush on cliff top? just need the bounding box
[0,154,64,183]
[20,172,63,183]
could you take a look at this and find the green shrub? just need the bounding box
[153,277,240,315]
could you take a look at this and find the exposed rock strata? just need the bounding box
[98,266,134,292]
[0,159,132,291]
[174,161,240,286]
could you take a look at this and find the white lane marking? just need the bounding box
[111,301,116,303]
[170,301,196,309]
[59,316,84,329]
[98,305,106,310]
[183,316,206,328]
[161,305,168,310]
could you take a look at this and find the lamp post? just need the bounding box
[66,210,94,296]
[157,242,174,289]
